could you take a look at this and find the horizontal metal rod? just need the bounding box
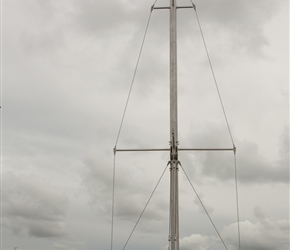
[179,148,234,151]
[115,148,170,152]
[176,6,194,9]
[153,6,193,10]
[153,7,170,10]
[115,148,234,153]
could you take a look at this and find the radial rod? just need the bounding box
[115,148,170,152]
[179,148,234,151]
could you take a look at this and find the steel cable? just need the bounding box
[190,0,235,147]
[179,162,229,250]
[190,3,241,249]
[122,162,169,250]
[111,2,158,249]
[234,152,241,250]
[114,0,158,148]
[111,153,117,250]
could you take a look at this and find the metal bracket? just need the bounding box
[233,145,237,154]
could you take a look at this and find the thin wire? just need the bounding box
[114,1,158,148]
[122,162,169,250]
[112,3,159,248]
[111,153,117,250]
[0,1,2,250]
[190,3,241,248]
[179,162,229,250]
[234,152,241,250]
[190,1,235,147]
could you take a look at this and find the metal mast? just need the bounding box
[114,2,236,250]
[169,0,179,250]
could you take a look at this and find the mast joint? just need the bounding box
[170,131,178,161]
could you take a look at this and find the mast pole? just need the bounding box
[169,0,179,250]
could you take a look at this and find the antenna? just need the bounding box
[114,2,236,250]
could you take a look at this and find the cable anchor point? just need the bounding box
[190,0,196,10]
[233,145,237,154]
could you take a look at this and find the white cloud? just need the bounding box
[179,213,289,250]
[53,240,85,250]
[223,217,289,250]
[180,234,211,250]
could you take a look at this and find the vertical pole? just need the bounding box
[169,0,179,250]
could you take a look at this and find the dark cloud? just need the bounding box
[2,172,69,238]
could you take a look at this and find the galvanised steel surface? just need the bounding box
[169,0,179,249]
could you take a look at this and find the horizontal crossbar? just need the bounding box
[114,148,234,152]
[179,148,234,151]
[115,148,170,152]
[176,6,194,9]
[153,6,193,10]
[153,7,170,10]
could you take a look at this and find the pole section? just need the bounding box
[169,1,179,250]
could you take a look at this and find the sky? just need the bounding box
[1,0,289,250]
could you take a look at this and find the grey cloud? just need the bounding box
[72,0,139,36]
[193,194,214,215]
[81,152,168,228]
[202,139,288,183]
[69,0,282,60]
[189,125,288,183]
[2,172,69,238]
[6,0,71,54]
[2,0,287,249]
[195,0,283,55]
[253,206,266,220]
[27,221,66,238]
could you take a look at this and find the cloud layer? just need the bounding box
[2,0,288,249]
[2,172,69,238]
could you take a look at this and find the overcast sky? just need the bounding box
[1,0,289,250]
